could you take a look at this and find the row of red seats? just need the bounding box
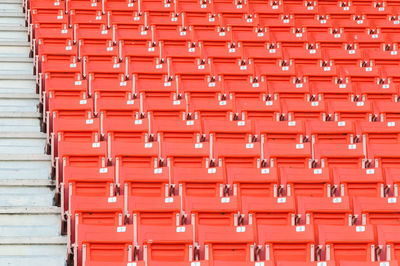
[73,221,400,264]
[38,54,400,78]
[32,23,400,51]
[29,0,400,19]
[52,125,400,169]
[62,164,400,198]
[63,165,400,217]
[52,116,400,138]
[64,167,400,263]
[45,92,400,119]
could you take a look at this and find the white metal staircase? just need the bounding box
[0,0,67,265]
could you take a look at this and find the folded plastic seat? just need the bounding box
[367,142,400,168]
[114,24,151,47]
[294,16,333,31]
[317,2,355,15]
[256,120,308,167]
[184,195,256,264]
[29,0,65,9]
[36,33,75,58]
[277,262,335,266]
[314,136,365,169]
[241,40,283,59]
[297,61,338,78]
[68,194,124,250]
[121,168,193,250]
[254,58,296,78]
[267,76,310,99]
[248,0,283,13]
[373,100,400,122]
[58,140,108,170]
[189,93,234,121]
[78,38,117,60]
[164,135,211,168]
[308,120,356,144]
[257,224,316,263]
[332,167,384,198]
[221,74,266,97]
[280,167,331,198]
[43,72,87,119]
[103,0,139,12]
[75,224,134,265]
[74,23,112,45]
[360,120,400,144]
[40,54,81,75]
[199,224,256,265]
[318,225,376,263]
[324,44,362,62]
[211,57,254,76]
[230,26,269,43]
[269,30,308,48]
[141,0,175,12]
[257,119,309,168]
[353,196,400,228]
[161,40,201,58]
[284,0,319,14]
[339,262,398,266]
[191,25,232,42]
[258,14,294,30]
[384,168,400,197]
[103,115,149,149]
[31,7,67,25]
[310,79,354,101]
[180,11,217,27]
[263,141,312,168]
[204,119,261,169]
[69,9,106,26]
[283,43,323,61]
[236,95,280,122]
[47,96,94,149]
[297,196,352,227]
[328,99,373,121]
[355,80,398,101]
[241,195,296,226]
[226,166,278,201]
[52,116,100,162]
[141,228,195,265]
[200,40,242,59]
[63,165,118,242]
[128,57,167,78]
[120,165,171,201]
[211,0,249,13]
[142,93,187,121]
[63,165,115,204]
[377,225,400,262]
[107,10,143,29]
[281,99,326,121]
[94,89,138,120]
[121,165,195,264]
[154,118,202,152]
[256,119,305,143]
[112,138,160,169]
[179,75,223,107]
[83,55,124,78]
[88,72,131,96]
[153,24,193,42]
[170,57,212,76]
[67,0,102,13]
[32,22,71,52]
[172,165,224,204]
